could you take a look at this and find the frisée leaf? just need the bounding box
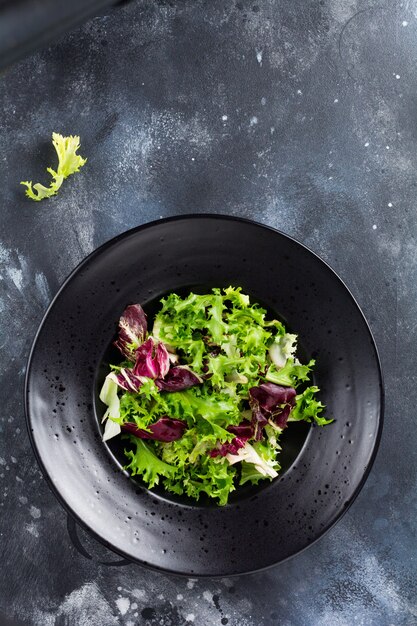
[21,133,87,201]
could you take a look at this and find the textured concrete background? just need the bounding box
[0,0,416,624]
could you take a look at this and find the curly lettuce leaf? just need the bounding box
[289,385,333,426]
[265,358,315,387]
[156,428,237,505]
[21,133,86,201]
[125,438,176,488]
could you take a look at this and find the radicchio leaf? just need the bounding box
[249,382,296,434]
[210,436,248,458]
[133,337,170,379]
[113,368,145,392]
[155,366,202,392]
[114,304,147,361]
[227,420,255,439]
[121,417,187,442]
[209,420,254,457]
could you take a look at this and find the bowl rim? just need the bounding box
[24,213,384,577]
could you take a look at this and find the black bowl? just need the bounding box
[25,215,383,576]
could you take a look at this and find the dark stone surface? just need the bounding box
[0,0,415,624]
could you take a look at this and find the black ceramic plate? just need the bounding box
[25,215,383,576]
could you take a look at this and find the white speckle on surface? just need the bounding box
[131,602,138,610]
[157,594,164,600]
[221,115,228,121]
[402,20,408,26]
[18,496,28,504]
[25,522,39,538]
[117,587,122,591]
[30,505,41,519]
[388,202,393,207]
[261,97,266,106]
[297,89,302,95]
[255,48,263,65]
[365,142,369,147]
[334,98,339,103]
[191,157,195,161]
[34,273,51,306]
[187,580,195,589]
[56,582,119,626]
[10,456,17,464]
[373,224,377,230]
[131,589,147,600]
[177,594,183,601]
[203,591,213,603]
[185,614,195,622]
[395,74,401,79]
[249,116,258,126]
[115,597,130,616]
[328,176,333,180]
[0,458,5,466]
[270,126,275,135]
[7,267,24,292]
[386,145,390,149]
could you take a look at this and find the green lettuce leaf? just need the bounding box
[124,438,176,488]
[239,462,269,486]
[21,133,86,201]
[289,385,333,426]
[265,358,315,387]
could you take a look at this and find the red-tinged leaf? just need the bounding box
[122,417,187,442]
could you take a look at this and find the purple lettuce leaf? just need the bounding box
[227,420,255,439]
[156,341,170,378]
[249,382,296,432]
[133,337,170,379]
[121,417,187,442]
[114,304,147,361]
[209,420,254,457]
[155,366,202,392]
[113,368,144,392]
[210,436,248,458]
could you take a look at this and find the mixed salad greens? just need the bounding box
[100,288,332,505]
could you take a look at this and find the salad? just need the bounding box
[100,287,332,505]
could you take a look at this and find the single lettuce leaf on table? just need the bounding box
[21,133,87,201]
